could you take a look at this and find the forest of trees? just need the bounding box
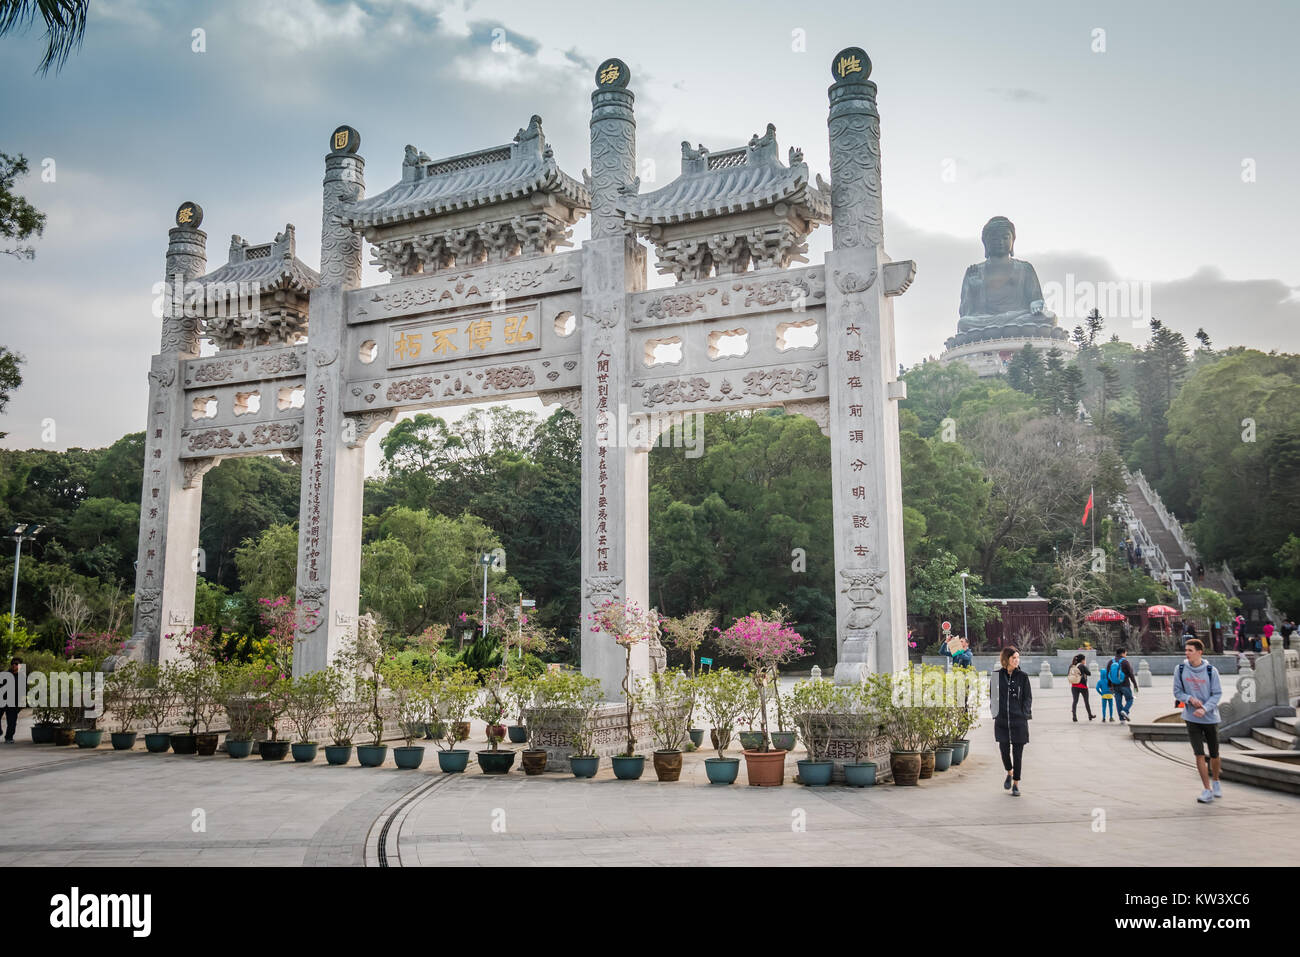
[1,314,1296,668]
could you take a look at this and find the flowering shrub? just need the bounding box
[586,597,658,756]
[716,610,809,752]
[65,632,125,673]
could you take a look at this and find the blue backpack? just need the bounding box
[1106,658,1126,687]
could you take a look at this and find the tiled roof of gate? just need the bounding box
[617,124,831,226]
[198,225,319,293]
[338,115,589,230]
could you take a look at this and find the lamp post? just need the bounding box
[479,550,505,639]
[960,571,969,644]
[8,524,44,635]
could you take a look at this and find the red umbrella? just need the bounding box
[1147,605,1178,618]
[1086,608,1126,622]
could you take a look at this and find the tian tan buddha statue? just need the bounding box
[955,216,1059,340]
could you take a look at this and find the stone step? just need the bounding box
[1249,725,1296,749]
[1221,752,1300,795]
[1274,714,1298,735]
[1230,735,1267,751]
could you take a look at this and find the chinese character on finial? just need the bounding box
[831,47,871,81]
[596,58,630,88]
[175,202,203,229]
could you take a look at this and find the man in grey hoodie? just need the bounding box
[1173,638,1223,804]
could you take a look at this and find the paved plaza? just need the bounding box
[1,673,1297,867]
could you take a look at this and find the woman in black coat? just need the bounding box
[990,645,1032,796]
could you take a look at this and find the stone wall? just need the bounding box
[524,702,668,772]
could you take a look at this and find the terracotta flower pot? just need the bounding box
[653,749,683,781]
[742,749,786,787]
[919,749,936,779]
[521,749,548,775]
[486,724,507,743]
[890,750,922,786]
[196,732,219,756]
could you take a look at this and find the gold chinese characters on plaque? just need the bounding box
[388,304,541,367]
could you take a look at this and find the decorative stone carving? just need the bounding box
[482,365,537,391]
[181,457,218,489]
[840,567,886,629]
[344,410,398,448]
[298,583,327,634]
[589,59,637,239]
[584,575,623,600]
[539,387,581,418]
[201,225,320,351]
[834,267,877,294]
[185,422,301,453]
[783,398,831,436]
[621,122,829,283]
[882,260,916,297]
[321,136,366,289]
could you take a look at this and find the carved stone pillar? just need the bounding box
[294,128,367,675]
[825,49,911,682]
[128,203,208,662]
[582,59,650,700]
[320,125,365,289]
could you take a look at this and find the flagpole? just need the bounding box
[1090,485,1095,553]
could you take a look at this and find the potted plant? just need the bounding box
[565,674,606,778]
[770,686,797,753]
[917,664,948,779]
[387,660,431,770]
[695,667,748,784]
[432,664,478,773]
[103,661,144,750]
[217,663,263,759]
[325,693,366,766]
[660,608,714,747]
[630,669,693,781]
[715,609,809,787]
[169,625,221,755]
[519,670,573,776]
[337,615,389,767]
[587,597,658,781]
[790,677,839,786]
[138,662,181,753]
[840,676,885,787]
[950,663,982,764]
[286,670,337,763]
[872,668,927,786]
[474,669,515,774]
[504,673,534,745]
[29,682,60,744]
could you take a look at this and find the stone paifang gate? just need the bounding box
[127,48,915,699]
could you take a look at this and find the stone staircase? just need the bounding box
[1228,713,1299,754]
[1120,470,1238,608]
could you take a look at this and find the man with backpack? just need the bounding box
[1106,649,1137,722]
[1174,638,1223,803]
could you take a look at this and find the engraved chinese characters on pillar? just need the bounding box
[594,350,612,573]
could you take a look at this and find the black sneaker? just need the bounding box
[1003,774,1012,790]
[1012,784,1020,796]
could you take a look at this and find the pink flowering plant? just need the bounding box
[715,610,809,752]
[586,597,659,756]
[249,597,317,741]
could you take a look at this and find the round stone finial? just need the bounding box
[175,201,203,228]
[330,125,361,154]
[595,57,630,89]
[831,47,871,82]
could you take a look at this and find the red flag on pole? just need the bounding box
[1082,488,1093,526]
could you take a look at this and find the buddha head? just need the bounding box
[981,216,1015,259]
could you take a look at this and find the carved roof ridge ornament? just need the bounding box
[616,123,830,283]
[337,115,590,229]
[197,222,320,352]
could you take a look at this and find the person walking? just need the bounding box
[1174,638,1223,804]
[1105,648,1138,722]
[1067,653,1095,721]
[989,646,1032,797]
[1281,618,1296,651]
[3,657,21,743]
[1262,621,1274,652]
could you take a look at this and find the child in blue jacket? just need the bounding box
[1097,672,1115,722]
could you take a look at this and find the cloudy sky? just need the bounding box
[2,0,1297,455]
